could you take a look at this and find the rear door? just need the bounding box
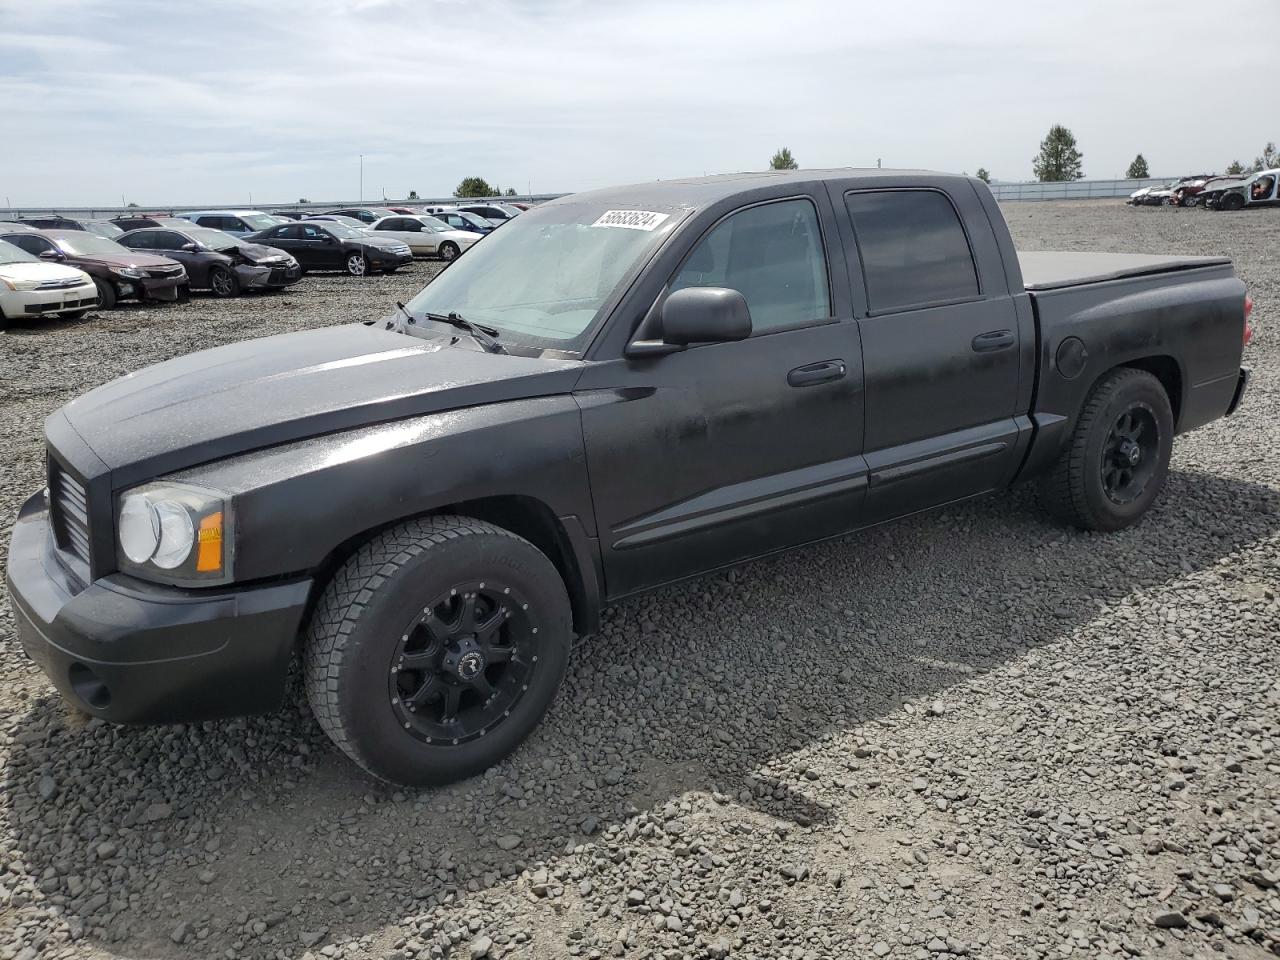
[834,184,1028,521]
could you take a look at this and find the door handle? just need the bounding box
[971,329,1015,352]
[788,359,846,387]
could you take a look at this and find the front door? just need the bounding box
[836,186,1027,522]
[576,195,867,599]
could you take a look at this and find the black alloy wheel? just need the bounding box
[389,580,542,745]
[1100,406,1159,505]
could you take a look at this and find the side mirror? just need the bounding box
[39,249,62,260]
[628,287,752,357]
[181,242,198,251]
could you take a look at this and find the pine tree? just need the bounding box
[1033,125,1085,182]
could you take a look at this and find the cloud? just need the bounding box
[3,0,1278,205]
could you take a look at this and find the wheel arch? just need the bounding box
[1119,355,1182,427]
[302,494,601,643]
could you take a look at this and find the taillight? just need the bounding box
[1244,294,1253,345]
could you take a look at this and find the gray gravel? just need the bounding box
[0,202,1278,960]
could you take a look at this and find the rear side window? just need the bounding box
[845,190,978,312]
[671,198,829,332]
[123,232,154,249]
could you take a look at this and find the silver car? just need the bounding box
[365,215,481,261]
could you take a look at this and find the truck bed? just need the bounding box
[1017,251,1231,291]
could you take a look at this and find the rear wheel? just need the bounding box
[209,267,239,297]
[304,515,572,786]
[1037,368,1173,531]
[93,278,117,311]
[438,241,460,262]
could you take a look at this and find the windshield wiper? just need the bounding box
[422,311,506,354]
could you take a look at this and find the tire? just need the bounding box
[304,515,573,786]
[1182,196,1198,208]
[438,242,459,262]
[209,267,239,298]
[1037,368,1174,532]
[93,278,117,311]
[1223,193,1246,211]
[176,284,191,304]
[345,252,368,276]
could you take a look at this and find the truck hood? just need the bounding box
[55,323,584,487]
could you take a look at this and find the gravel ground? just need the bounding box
[0,202,1277,960]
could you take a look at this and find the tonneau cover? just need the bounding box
[1018,251,1230,291]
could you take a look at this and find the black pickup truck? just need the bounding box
[6,170,1252,786]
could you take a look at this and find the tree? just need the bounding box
[975,168,991,184]
[406,189,419,200]
[454,176,496,198]
[1225,160,1245,176]
[1251,141,1278,173]
[505,187,518,197]
[769,147,798,170]
[1032,125,1084,182]
[1125,154,1149,179]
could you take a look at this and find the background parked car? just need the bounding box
[110,215,194,231]
[304,214,371,231]
[454,203,520,224]
[1209,168,1280,210]
[365,215,479,260]
[246,220,412,275]
[321,206,400,225]
[0,222,37,233]
[0,238,98,326]
[0,229,187,309]
[429,209,496,235]
[268,211,310,220]
[183,210,282,237]
[118,226,300,296]
[17,215,126,240]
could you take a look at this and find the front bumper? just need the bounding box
[5,490,312,724]
[137,273,186,302]
[4,281,98,317]
[370,249,414,269]
[235,263,276,291]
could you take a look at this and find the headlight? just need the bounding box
[112,266,145,279]
[116,482,232,585]
[1,277,42,291]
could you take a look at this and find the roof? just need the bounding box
[183,209,268,216]
[556,168,950,209]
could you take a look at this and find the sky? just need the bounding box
[2,0,1277,207]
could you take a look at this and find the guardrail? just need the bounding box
[986,177,1174,201]
[1,196,569,219]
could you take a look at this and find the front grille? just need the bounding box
[145,265,184,278]
[36,277,84,290]
[48,458,91,566]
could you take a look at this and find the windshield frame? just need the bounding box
[403,200,689,356]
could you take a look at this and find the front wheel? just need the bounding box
[93,278,118,311]
[438,241,459,262]
[345,252,368,276]
[1223,193,1246,211]
[304,515,572,786]
[208,267,239,298]
[1037,368,1173,531]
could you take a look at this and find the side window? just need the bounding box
[151,231,185,250]
[378,218,401,231]
[301,225,325,240]
[844,190,979,312]
[671,198,830,332]
[275,225,301,240]
[124,232,154,250]
[8,234,50,255]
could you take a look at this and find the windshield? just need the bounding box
[188,228,239,250]
[84,221,124,239]
[54,233,129,256]
[323,223,362,239]
[459,212,490,227]
[241,214,278,230]
[418,216,450,232]
[0,239,38,265]
[406,200,683,349]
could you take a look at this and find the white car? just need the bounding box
[0,239,98,327]
[365,215,481,261]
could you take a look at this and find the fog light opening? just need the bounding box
[68,663,111,710]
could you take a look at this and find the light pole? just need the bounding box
[359,155,363,202]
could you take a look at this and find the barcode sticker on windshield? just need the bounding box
[592,210,670,231]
